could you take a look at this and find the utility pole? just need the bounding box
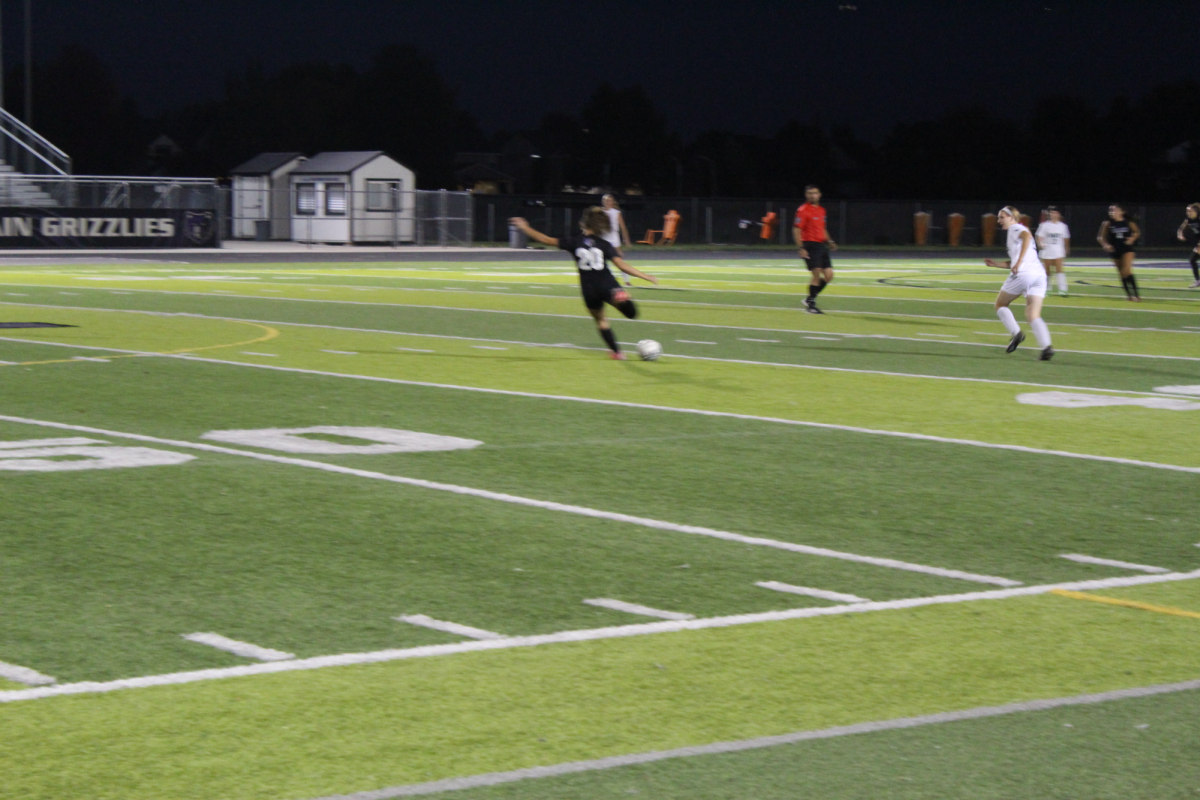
[0,0,6,111]
[23,0,31,124]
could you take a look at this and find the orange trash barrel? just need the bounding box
[947,213,965,247]
[914,212,932,245]
[981,213,997,247]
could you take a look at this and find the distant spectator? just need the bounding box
[601,195,633,286]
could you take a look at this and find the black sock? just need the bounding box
[1190,253,1199,281]
[1120,275,1132,298]
[809,284,822,299]
[1127,274,1139,298]
[814,280,828,297]
[599,327,619,353]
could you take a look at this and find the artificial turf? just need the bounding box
[1,256,1198,799]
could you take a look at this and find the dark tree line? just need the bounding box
[11,43,1200,201]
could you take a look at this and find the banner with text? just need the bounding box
[0,208,218,248]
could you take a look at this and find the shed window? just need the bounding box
[295,183,317,215]
[367,180,400,211]
[325,183,347,215]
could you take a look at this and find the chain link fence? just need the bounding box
[473,195,1195,249]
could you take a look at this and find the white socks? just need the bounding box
[1056,272,1067,292]
[1031,318,1052,349]
[997,307,1021,335]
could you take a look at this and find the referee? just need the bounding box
[793,184,837,313]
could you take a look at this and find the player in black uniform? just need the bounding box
[509,207,658,360]
[1176,203,1200,288]
[1097,204,1141,301]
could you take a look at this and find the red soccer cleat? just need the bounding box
[609,351,627,360]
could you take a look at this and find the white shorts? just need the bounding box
[1000,269,1047,298]
[1040,247,1066,261]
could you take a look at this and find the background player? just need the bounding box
[985,206,1054,360]
[1098,204,1141,301]
[509,209,657,360]
[601,194,634,286]
[1176,203,1200,288]
[1036,206,1071,296]
[793,184,837,313]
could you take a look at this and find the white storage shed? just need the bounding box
[289,151,416,244]
[229,152,306,239]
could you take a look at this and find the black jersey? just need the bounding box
[1106,220,1135,249]
[558,235,619,281]
[1183,218,1200,243]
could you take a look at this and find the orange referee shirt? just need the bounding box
[794,203,828,242]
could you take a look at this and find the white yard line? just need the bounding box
[0,412,1024,587]
[395,615,506,641]
[675,339,718,345]
[321,350,358,355]
[0,661,55,686]
[6,303,1198,397]
[241,351,277,357]
[583,599,695,620]
[1058,554,1171,574]
[4,569,1198,704]
[180,633,295,662]
[755,582,870,603]
[4,343,1200,478]
[739,337,780,342]
[299,677,1200,799]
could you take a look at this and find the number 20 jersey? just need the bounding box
[558,235,620,285]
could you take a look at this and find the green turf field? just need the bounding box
[1,256,1199,799]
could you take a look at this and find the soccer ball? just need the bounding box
[636,339,662,361]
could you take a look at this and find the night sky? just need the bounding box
[14,0,1200,140]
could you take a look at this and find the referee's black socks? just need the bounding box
[599,327,620,353]
[1191,253,1199,281]
[809,281,827,299]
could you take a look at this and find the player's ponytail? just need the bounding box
[581,206,612,235]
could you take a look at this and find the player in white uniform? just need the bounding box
[985,206,1054,360]
[1035,206,1071,296]
[601,194,633,286]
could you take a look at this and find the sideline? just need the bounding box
[302,676,1200,799]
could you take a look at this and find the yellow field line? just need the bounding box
[1050,588,1200,619]
[1,322,279,367]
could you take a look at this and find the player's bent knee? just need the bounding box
[615,300,638,319]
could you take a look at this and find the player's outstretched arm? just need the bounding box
[1097,221,1112,250]
[509,217,558,247]
[983,258,1011,269]
[612,257,659,285]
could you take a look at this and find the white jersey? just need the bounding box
[602,208,622,248]
[1036,220,1070,259]
[1007,223,1042,273]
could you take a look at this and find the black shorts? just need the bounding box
[802,241,832,271]
[1110,246,1135,262]
[580,272,622,311]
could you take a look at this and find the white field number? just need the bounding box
[0,441,195,472]
[200,426,483,454]
[1017,392,1200,411]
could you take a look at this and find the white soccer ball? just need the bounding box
[636,339,662,361]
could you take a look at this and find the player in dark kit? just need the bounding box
[510,208,658,360]
[1097,204,1141,301]
[793,184,837,313]
[1176,203,1200,288]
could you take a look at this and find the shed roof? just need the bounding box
[292,151,389,174]
[230,152,305,175]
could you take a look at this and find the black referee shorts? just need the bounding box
[802,241,832,271]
